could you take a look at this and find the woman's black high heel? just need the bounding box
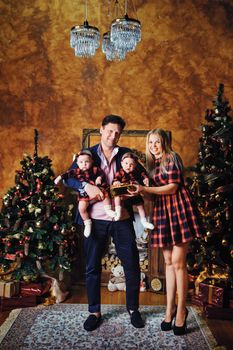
[173,308,189,335]
[161,305,177,331]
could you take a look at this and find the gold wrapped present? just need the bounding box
[0,280,20,298]
[110,184,136,197]
[199,279,226,308]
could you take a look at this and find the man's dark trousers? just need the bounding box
[84,218,141,313]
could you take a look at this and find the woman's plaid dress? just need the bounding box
[151,156,201,247]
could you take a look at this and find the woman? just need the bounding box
[129,128,201,335]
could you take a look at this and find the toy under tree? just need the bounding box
[0,130,76,296]
[187,83,233,287]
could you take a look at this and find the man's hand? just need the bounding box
[95,176,102,186]
[85,183,105,201]
[73,154,78,162]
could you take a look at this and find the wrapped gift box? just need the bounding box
[0,294,37,311]
[110,184,136,197]
[191,294,206,308]
[199,279,225,308]
[0,280,20,298]
[20,278,51,296]
[205,305,233,320]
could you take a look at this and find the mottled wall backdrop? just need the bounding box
[0,0,233,197]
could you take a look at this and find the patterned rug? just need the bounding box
[0,304,217,350]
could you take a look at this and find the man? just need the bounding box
[66,115,145,331]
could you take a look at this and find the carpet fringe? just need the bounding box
[0,308,22,344]
[190,306,218,349]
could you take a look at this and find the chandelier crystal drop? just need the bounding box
[70,21,100,57]
[102,31,126,61]
[110,14,141,53]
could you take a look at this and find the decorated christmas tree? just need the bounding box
[0,130,77,284]
[187,84,233,286]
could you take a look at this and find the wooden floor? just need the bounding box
[0,285,232,349]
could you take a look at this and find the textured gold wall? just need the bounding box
[1,0,233,197]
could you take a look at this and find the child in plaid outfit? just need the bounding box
[54,150,115,237]
[129,129,202,336]
[112,152,154,231]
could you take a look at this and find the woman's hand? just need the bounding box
[113,181,121,186]
[127,184,144,195]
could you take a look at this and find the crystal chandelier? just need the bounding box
[70,0,100,57]
[110,0,141,53]
[102,31,126,61]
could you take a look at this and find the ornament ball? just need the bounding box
[36,220,42,228]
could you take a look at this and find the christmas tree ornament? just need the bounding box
[36,179,42,192]
[24,242,29,256]
[222,237,228,246]
[3,199,11,207]
[36,260,42,270]
[61,228,66,235]
[35,208,42,216]
[38,241,45,250]
[216,220,221,229]
[200,165,206,172]
[53,224,60,231]
[28,203,35,213]
[202,125,207,132]
[35,220,43,228]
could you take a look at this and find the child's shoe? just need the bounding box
[141,218,154,230]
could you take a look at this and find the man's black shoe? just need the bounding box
[129,310,145,328]
[83,314,102,331]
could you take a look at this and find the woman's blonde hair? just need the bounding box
[146,128,182,176]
